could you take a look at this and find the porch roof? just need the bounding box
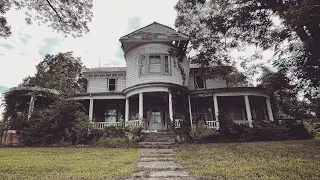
[190,87,272,97]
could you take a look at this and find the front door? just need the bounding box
[148,107,164,130]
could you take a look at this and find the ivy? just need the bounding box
[168,48,187,85]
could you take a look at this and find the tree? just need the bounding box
[20,52,87,96]
[175,0,320,90]
[0,0,93,38]
[257,67,313,119]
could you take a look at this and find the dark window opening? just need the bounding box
[195,75,206,89]
[108,79,116,91]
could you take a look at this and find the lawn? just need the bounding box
[0,148,140,180]
[175,140,320,180]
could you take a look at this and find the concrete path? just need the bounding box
[126,148,194,180]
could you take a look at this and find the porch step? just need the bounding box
[138,142,176,149]
[142,132,175,143]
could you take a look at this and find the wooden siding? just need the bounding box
[188,70,227,90]
[87,76,126,93]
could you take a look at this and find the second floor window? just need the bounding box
[108,79,116,91]
[140,54,171,75]
[195,75,206,89]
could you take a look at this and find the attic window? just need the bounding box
[108,79,116,91]
[195,75,206,89]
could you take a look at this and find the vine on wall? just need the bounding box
[168,48,187,85]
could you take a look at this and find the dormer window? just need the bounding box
[108,79,116,91]
[140,54,171,75]
[195,75,206,89]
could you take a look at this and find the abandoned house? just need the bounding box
[74,22,274,131]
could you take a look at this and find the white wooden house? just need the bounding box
[75,22,274,131]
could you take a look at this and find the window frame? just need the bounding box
[139,53,171,76]
[194,74,206,89]
[107,78,116,91]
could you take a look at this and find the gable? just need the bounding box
[120,22,189,42]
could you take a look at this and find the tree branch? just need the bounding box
[45,0,66,24]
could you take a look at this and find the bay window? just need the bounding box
[139,53,171,75]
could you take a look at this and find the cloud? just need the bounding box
[114,16,142,59]
[0,44,14,50]
[0,53,4,56]
[127,16,142,33]
[18,33,32,45]
[38,37,62,57]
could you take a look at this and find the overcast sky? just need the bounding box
[0,0,180,88]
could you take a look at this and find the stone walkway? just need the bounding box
[126,148,194,180]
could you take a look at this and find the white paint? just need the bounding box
[89,99,94,121]
[266,98,274,121]
[139,92,143,119]
[213,95,219,122]
[125,43,190,88]
[71,94,126,100]
[87,76,126,93]
[125,86,169,98]
[125,98,129,122]
[27,93,35,121]
[214,91,270,98]
[244,95,253,127]
[188,95,193,129]
[168,91,173,122]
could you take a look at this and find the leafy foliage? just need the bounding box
[16,99,90,146]
[175,0,320,92]
[189,120,217,142]
[20,52,87,96]
[0,0,93,38]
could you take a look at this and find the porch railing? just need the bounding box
[91,122,123,129]
[125,120,142,127]
[233,120,250,126]
[175,119,182,128]
[206,121,220,130]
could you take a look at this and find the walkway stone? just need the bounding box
[125,148,194,180]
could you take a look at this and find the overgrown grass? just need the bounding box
[0,148,139,179]
[175,140,320,180]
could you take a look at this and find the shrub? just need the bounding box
[93,137,134,148]
[189,120,217,142]
[124,126,144,142]
[282,119,316,139]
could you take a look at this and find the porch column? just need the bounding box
[89,99,94,122]
[188,95,193,129]
[213,95,220,129]
[27,93,36,121]
[266,98,274,121]
[125,97,129,122]
[244,95,253,127]
[168,91,173,122]
[139,93,143,120]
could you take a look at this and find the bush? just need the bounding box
[124,126,143,142]
[17,100,90,146]
[93,138,134,148]
[189,120,217,142]
[282,119,316,139]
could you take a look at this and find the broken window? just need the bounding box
[195,75,206,89]
[108,79,116,91]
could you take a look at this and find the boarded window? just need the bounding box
[108,79,116,91]
[195,75,206,89]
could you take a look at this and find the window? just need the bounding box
[105,105,117,122]
[108,79,116,91]
[140,54,171,75]
[196,103,213,121]
[195,75,206,89]
[233,107,244,120]
[149,55,161,73]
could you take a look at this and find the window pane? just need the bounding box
[149,64,161,73]
[108,79,116,91]
[149,55,161,64]
[195,76,205,89]
[233,107,243,120]
[164,56,169,73]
